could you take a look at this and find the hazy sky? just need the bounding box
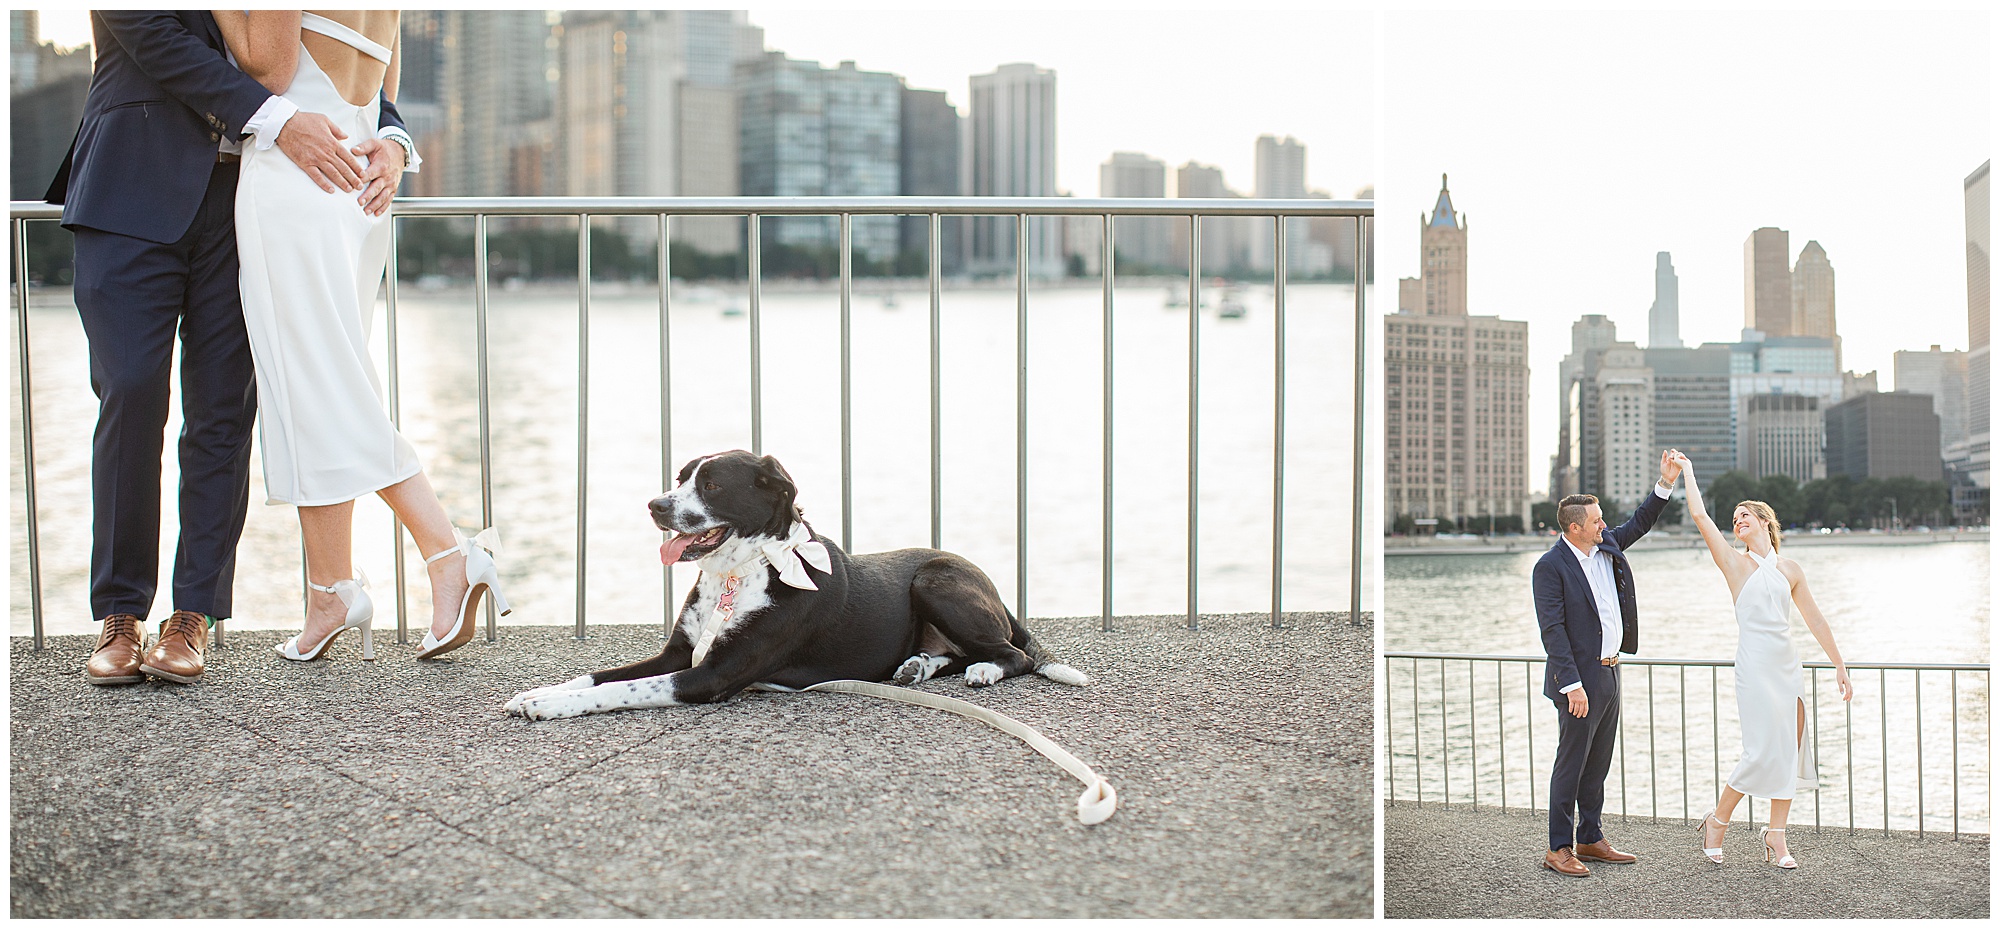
[32,8,1375,200]
[1381,10,1990,495]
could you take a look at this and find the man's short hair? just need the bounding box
[1558,494,1599,533]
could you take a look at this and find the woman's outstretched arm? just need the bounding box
[1679,456,1735,572]
[210,11,301,95]
[1786,564,1854,701]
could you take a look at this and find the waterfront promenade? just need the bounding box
[1384,801,1989,919]
[10,612,1369,918]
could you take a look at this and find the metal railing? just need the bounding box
[12,196,1372,647]
[1384,652,1991,837]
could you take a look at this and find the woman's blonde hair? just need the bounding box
[1736,500,1782,552]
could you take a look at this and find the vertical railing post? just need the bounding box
[574,215,591,639]
[12,217,45,650]
[1440,658,1450,806]
[749,213,763,455]
[1681,665,1690,823]
[1648,664,1657,820]
[1101,213,1115,633]
[1386,658,1396,802]
[1468,661,1478,808]
[1349,216,1367,626]
[474,213,496,642]
[928,213,942,551]
[1015,213,1028,621]
[839,213,854,551]
[1497,662,1507,810]
[659,212,675,639]
[1185,215,1200,631]
[1950,669,1958,838]
[1915,670,1924,837]
[385,213,409,643]
[1271,214,1287,630]
[1526,660,1537,811]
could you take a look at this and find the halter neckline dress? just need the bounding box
[235,13,419,506]
[1726,548,1818,799]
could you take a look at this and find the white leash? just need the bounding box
[801,679,1118,825]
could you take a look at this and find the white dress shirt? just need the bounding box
[1558,482,1672,693]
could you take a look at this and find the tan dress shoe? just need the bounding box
[85,613,146,685]
[1575,839,1637,863]
[140,610,209,683]
[1542,846,1590,877]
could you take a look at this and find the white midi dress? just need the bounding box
[236,14,420,506]
[1726,550,1818,799]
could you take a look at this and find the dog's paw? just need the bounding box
[893,653,949,685]
[518,692,593,721]
[964,662,1004,687]
[505,676,594,716]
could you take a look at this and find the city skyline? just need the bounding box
[29,8,1372,204]
[1384,10,1988,495]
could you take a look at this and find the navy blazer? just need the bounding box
[44,11,408,245]
[1533,489,1669,703]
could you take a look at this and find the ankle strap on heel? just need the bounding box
[426,527,503,565]
[307,570,369,595]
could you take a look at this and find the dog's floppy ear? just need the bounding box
[674,456,700,486]
[754,454,797,534]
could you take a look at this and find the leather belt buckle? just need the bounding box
[217,152,241,164]
[1600,655,1619,666]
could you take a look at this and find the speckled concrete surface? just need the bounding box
[1384,801,1988,919]
[12,612,1370,918]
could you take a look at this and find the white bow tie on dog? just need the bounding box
[761,521,831,591]
[689,522,830,667]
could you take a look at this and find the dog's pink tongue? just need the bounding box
[660,532,697,564]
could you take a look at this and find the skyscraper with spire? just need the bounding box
[1385,176,1529,532]
[1649,252,1681,348]
[1791,239,1837,365]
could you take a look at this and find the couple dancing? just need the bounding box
[1536,450,1853,876]
[50,11,505,686]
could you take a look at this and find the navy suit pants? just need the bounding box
[1548,663,1621,851]
[70,161,254,621]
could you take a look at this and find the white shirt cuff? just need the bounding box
[377,126,422,173]
[1559,681,1582,694]
[243,95,299,151]
[1654,482,1673,500]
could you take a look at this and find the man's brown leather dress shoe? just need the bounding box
[85,613,146,685]
[1575,839,1637,863]
[1542,846,1590,877]
[139,610,209,683]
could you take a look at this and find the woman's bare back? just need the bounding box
[301,10,400,107]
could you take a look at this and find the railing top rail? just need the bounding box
[1384,651,1990,672]
[13,196,1372,222]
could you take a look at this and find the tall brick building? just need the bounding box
[1385,177,1530,531]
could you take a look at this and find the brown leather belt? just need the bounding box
[217,152,241,164]
[1600,656,1620,666]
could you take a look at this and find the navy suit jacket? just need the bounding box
[44,11,408,245]
[1534,489,1669,703]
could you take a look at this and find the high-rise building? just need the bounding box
[1649,251,1681,348]
[1737,393,1824,483]
[1728,334,1845,466]
[1172,161,1245,275]
[1959,161,1991,522]
[1744,226,1792,336]
[967,63,1060,278]
[1100,152,1170,270]
[1249,135,1311,275]
[1594,346,1656,510]
[1384,178,1529,530]
[1791,239,1837,365]
[436,11,557,198]
[1824,392,1944,482]
[10,11,38,93]
[1645,343,1735,481]
[9,12,92,200]
[1414,175,1467,317]
[1551,315,1621,498]
[1894,345,1969,453]
[737,54,902,262]
[899,86,963,274]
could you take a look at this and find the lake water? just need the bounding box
[11,281,1369,638]
[1385,539,1991,833]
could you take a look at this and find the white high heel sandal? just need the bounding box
[276,570,375,661]
[1696,810,1728,863]
[1760,826,1797,869]
[416,527,510,660]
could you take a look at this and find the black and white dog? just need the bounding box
[505,450,1088,721]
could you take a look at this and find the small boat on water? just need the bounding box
[1164,288,1188,309]
[1217,288,1247,318]
[722,301,746,317]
